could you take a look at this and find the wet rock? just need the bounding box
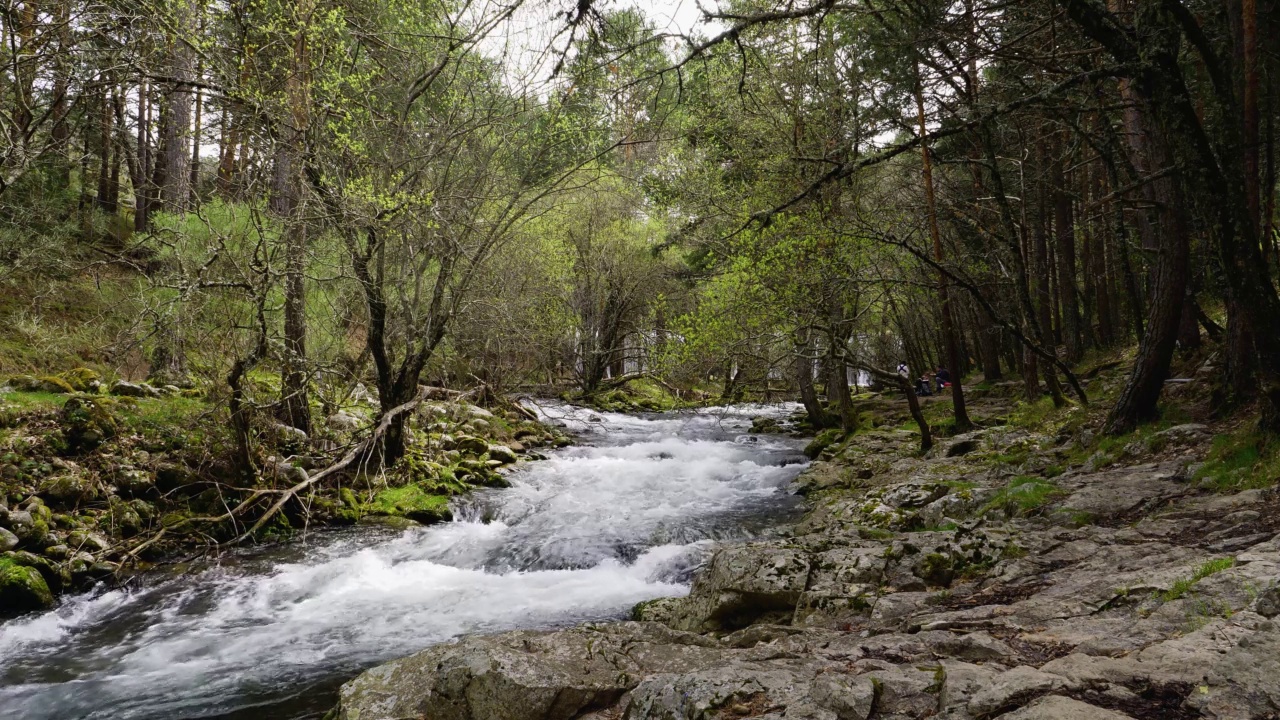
[0,559,54,613]
[0,527,17,551]
[110,380,160,398]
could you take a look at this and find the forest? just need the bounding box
[2,0,1280,718]
[0,0,1276,555]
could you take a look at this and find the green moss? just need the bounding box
[60,396,123,452]
[804,427,846,459]
[58,367,101,392]
[364,484,452,524]
[0,556,55,612]
[981,476,1064,517]
[1161,557,1236,602]
[1192,430,1280,492]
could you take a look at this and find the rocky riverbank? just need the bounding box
[0,371,570,615]
[329,389,1280,720]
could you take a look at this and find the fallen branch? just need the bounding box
[231,386,432,544]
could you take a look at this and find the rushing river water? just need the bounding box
[0,403,808,720]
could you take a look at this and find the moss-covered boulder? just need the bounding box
[0,557,54,613]
[6,375,42,392]
[454,435,490,456]
[106,497,144,537]
[59,368,102,393]
[804,428,846,459]
[364,485,452,525]
[487,444,518,465]
[60,396,122,453]
[40,473,101,505]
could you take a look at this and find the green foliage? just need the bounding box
[1161,558,1236,602]
[1192,430,1280,492]
[981,476,1063,517]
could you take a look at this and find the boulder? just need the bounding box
[40,473,100,504]
[327,410,364,432]
[0,527,17,552]
[333,623,726,720]
[8,510,48,547]
[0,559,54,613]
[60,396,122,452]
[487,444,519,465]
[59,368,102,393]
[455,435,490,456]
[1256,585,1280,618]
[111,468,155,497]
[668,543,811,632]
[110,380,160,398]
[155,462,198,491]
[67,531,111,553]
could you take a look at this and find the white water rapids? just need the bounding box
[0,403,809,720]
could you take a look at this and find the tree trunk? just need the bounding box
[136,81,151,232]
[157,0,196,213]
[795,331,828,429]
[1052,143,1083,361]
[1034,158,1067,407]
[916,74,971,431]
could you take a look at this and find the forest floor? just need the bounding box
[331,358,1280,720]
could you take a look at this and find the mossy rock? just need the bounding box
[364,484,452,525]
[59,368,102,392]
[0,557,54,614]
[7,375,43,392]
[914,552,956,587]
[36,376,76,394]
[804,428,846,459]
[60,396,122,453]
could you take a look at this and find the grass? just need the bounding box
[981,475,1064,517]
[1191,429,1280,492]
[1161,557,1237,602]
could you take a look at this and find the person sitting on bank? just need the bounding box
[916,374,933,396]
[935,366,951,391]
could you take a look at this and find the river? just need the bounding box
[0,403,809,720]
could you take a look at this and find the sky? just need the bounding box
[483,0,722,89]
